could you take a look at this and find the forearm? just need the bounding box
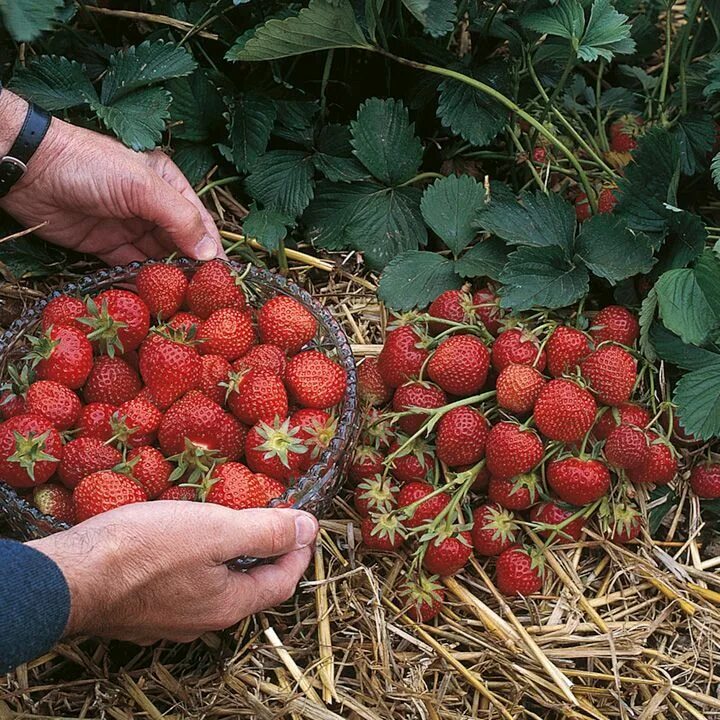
[0,89,29,152]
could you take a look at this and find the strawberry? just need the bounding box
[349,445,384,484]
[427,289,475,334]
[377,325,429,388]
[138,331,202,409]
[255,473,286,502]
[245,417,307,480]
[122,446,172,499]
[471,503,519,556]
[488,473,539,511]
[423,530,472,576]
[0,365,31,421]
[0,389,28,420]
[85,290,150,355]
[114,395,163,448]
[427,334,490,396]
[530,502,585,542]
[205,462,266,509]
[74,470,147,522]
[234,344,287,379]
[33,483,75,524]
[398,575,444,621]
[472,464,490,492]
[26,380,81,430]
[257,295,317,353]
[135,263,188,320]
[532,146,546,163]
[626,434,677,485]
[607,503,643,543]
[186,260,246,319]
[357,357,392,406]
[27,325,93,390]
[491,329,546,373]
[83,355,141,405]
[197,308,255,361]
[158,485,197,501]
[285,350,347,409]
[397,481,450,528]
[547,457,610,506]
[361,407,395,450]
[58,437,122,489]
[574,193,591,222]
[604,425,649,470]
[77,402,117,441]
[546,326,591,378]
[594,403,651,441]
[495,546,544,596]
[590,306,639,347]
[388,438,434,484]
[435,406,488,467]
[226,369,288,426]
[291,408,336,471]
[690,463,720,499]
[361,512,405,551]
[496,364,546,415]
[485,422,543,480]
[168,311,202,333]
[0,414,62,487]
[581,345,636,406]
[609,115,643,153]
[198,354,232,405]
[597,188,618,214]
[354,475,398,517]
[42,295,90,335]
[392,381,447,435]
[472,287,504,335]
[533,379,597,442]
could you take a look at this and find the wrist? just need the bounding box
[0,89,29,153]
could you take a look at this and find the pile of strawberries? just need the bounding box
[0,261,347,524]
[352,286,715,619]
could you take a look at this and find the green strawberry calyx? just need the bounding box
[8,430,57,481]
[255,418,307,469]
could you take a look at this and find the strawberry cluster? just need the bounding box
[352,287,706,616]
[0,261,347,524]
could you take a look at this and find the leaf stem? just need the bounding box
[530,50,576,147]
[397,171,445,187]
[197,176,240,197]
[658,5,674,121]
[595,60,610,152]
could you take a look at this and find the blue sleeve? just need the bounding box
[0,539,71,672]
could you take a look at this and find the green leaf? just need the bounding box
[378,251,462,310]
[350,98,423,186]
[401,0,457,37]
[673,361,720,441]
[498,246,589,311]
[580,0,635,62]
[0,0,63,42]
[712,151,720,192]
[167,70,224,142]
[226,0,370,61]
[476,183,576,255]
[648,485,678,535]
[313,124,371,183]
[245,150,315,218]
[672,112,715,176]
[454,237,509,281]
[172,143,216,186]
[652,211,707,277]
[101,41,197,105]
[650,323,720,371]
[9,56,98,111]
[420,175,485,256]
[228,94,277,174]
[0,236,65,278]
[702,54,720,98]
[93,87,172,151]
[639,288,657,362]
[575,215,655,283]
[521,0,585,40]
[242,205,293,252]
[272,100,318,148]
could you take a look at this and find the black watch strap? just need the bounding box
[0,103,51,199]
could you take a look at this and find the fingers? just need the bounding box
[100,245,148,266]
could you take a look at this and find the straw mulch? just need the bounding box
[2,185,720,719]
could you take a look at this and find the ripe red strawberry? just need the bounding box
[139,331,202,409]
[472,287,504,335]
[594,403,651,440]
[121,446,171,499]
[496,364,546,415]
[546,326,591,378]
[397,481,450,528]
[472,464,490,491]
[354,475,398,517]
[492,329,546,373]
[0,391,27,420]
[488,473,539,511]
[547,457,610,506]
[27,325,93,390]
[85,290,150,355]
[83,355,141,406]
[574,192,591,222]
[285,350,347,409]
[245,417,307,480]
[427,334,490,396]
[471,503,519,556]
[114,395,163,448]
[205,462,266,509]
[690,463,720,499]
[158,485,197,501]
[167,311,202,333]
[534,380,597,442]
[26,380,81,430]
[42,295,90,335]
[388,438,434,484]
[256,473,286,502]
[423,530,472,576]
[398,576,445,621]
[532,146,547,163]
[361,407,395,450]
[607,503,643,543]
[198,354,232,405]
[361,512,405,551]
[485,422,543,480]
[234,344,287,379]
[292,408,336,471]
[626,434,677,485]
[135,263,188,320]
[58,437,122,489]
[197,308,255,361]
[435,406,488,467]
[227,369,288,426]
[427,289,475,334]
[604,425,649,470]
[392,381,447,435]
[0,414,62,487]
[358,357,392,406]
[33,483,75,524]
[0,365,31,421]
[257,295,317,353]
[495,546,544,596]
[590,306,639,347]
[609,115,643,153]
[349,445,384,484]
[74,470,147,522]
[581,345,636,406]
[377,325,429,388]
[77,402,117,441]
[186,260,246,319]
[597,188,618,214]
[530,502,585,542]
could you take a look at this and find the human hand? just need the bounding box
[0,91,224,265]
[26,502,318,644]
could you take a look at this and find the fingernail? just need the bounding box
[195,235,218,261]
[295,514,318,547]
